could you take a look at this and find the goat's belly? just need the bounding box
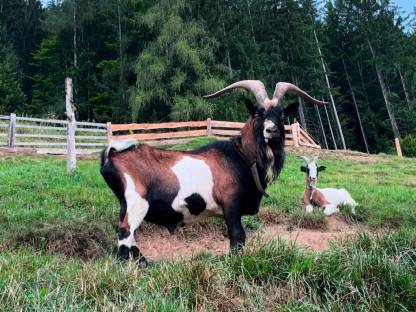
[170,156,222,224]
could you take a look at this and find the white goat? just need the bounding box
[299,156,357,216]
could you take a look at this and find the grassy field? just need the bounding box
[0,138,415,311]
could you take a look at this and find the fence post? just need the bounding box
[291,122,300,147]
[66,78,76,173]
[207,118,212,136]
[7,113,16,147]
[395,138,403,158]
[106,122,113,143]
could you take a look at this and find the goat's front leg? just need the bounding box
[117,174,149,265]
[323,204,338,216]
[224,207,246,254]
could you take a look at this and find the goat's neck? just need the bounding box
[302,177,316,203]
[239,118,257,163]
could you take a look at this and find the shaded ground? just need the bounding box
[138,215,361,261]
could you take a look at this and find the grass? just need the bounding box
[1,138,416,310]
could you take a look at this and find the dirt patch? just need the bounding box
[137,215,361,261]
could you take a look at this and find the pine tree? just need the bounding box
[0,26,26,113]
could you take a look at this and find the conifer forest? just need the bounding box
[1,0,415,154]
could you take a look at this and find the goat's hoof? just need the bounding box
[117,245,130,261]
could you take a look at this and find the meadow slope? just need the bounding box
[0,139,415,311]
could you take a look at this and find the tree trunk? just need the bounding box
[73,0,77,69]
[117,0,127,112]
[222,20,233,76]
[396,64,411,109]
[313,28,346,149]
[368,40,400,139]
[314,104,328,149]
[324,102,337,150]
[342,58,369,154]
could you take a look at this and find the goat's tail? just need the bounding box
[100,140,138,167]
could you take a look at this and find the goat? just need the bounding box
[300,156,357,216]
[100,80,326,263]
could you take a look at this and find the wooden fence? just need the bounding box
[0,114,107,154]
[0,117,320,154]
[108,119,321,149]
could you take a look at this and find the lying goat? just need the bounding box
[101,80,326,263]
[300,156,357,216]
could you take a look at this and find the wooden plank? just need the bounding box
[395,138,403,158]
[0,133,7,137]
[207,118,212,136]
[15,142,67,146]
[16,134,67,139]
[299,142,321,149]
[299,130,317,145]
[211,120,244,129]
[66,77,76,173]
[106,122,112,142]
[14,142,106,147]
[285,140,294,146]
[0,116,10,120]
[111,120,207,132]
[0,124,9,128]
[36,148,102,155]
[211,129,240,136]
[112,129,207,141]
[16,124,67,131]
[16,116,68,124]
[75,128,107,133]
[8,113,16,147]
[76,121,106,127]
[14,134,106,140]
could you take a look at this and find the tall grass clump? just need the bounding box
[1,230,415,311]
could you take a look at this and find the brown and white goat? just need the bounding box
[101,80,326,263]
[300,156,357,215]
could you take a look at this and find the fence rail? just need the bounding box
[0,115,320,154]
[0,113,107,154]
[108,119,320,149]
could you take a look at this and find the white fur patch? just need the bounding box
[305,204,314,213]
[118,173,149,247]
[319,188,357,216]
[171,156,221,223]
[308,161,318,179]
[104,140,138,161]
[263,119,276,141]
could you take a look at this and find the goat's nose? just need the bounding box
[265,126,278,134]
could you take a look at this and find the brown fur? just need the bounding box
[301,176,330,207]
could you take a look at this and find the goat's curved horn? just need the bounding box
[273,82,327,106]
[203,80,269,106]
[313,155,320,162]
[298,156,310,163]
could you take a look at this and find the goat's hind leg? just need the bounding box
[117,174,149,264]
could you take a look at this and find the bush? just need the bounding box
[401,134,416,157]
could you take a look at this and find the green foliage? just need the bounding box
[401,134,416,157]
[0,26,26,113]
[130,0,224,122]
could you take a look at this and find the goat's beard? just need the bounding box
[254,122,285,185]
[265,145,276,183]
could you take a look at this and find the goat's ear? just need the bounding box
[300,166,307,172]
[283,101,300,116]
[318,166,326,172]
[245,99,256,116]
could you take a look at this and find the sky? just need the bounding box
[40,0,414,16]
